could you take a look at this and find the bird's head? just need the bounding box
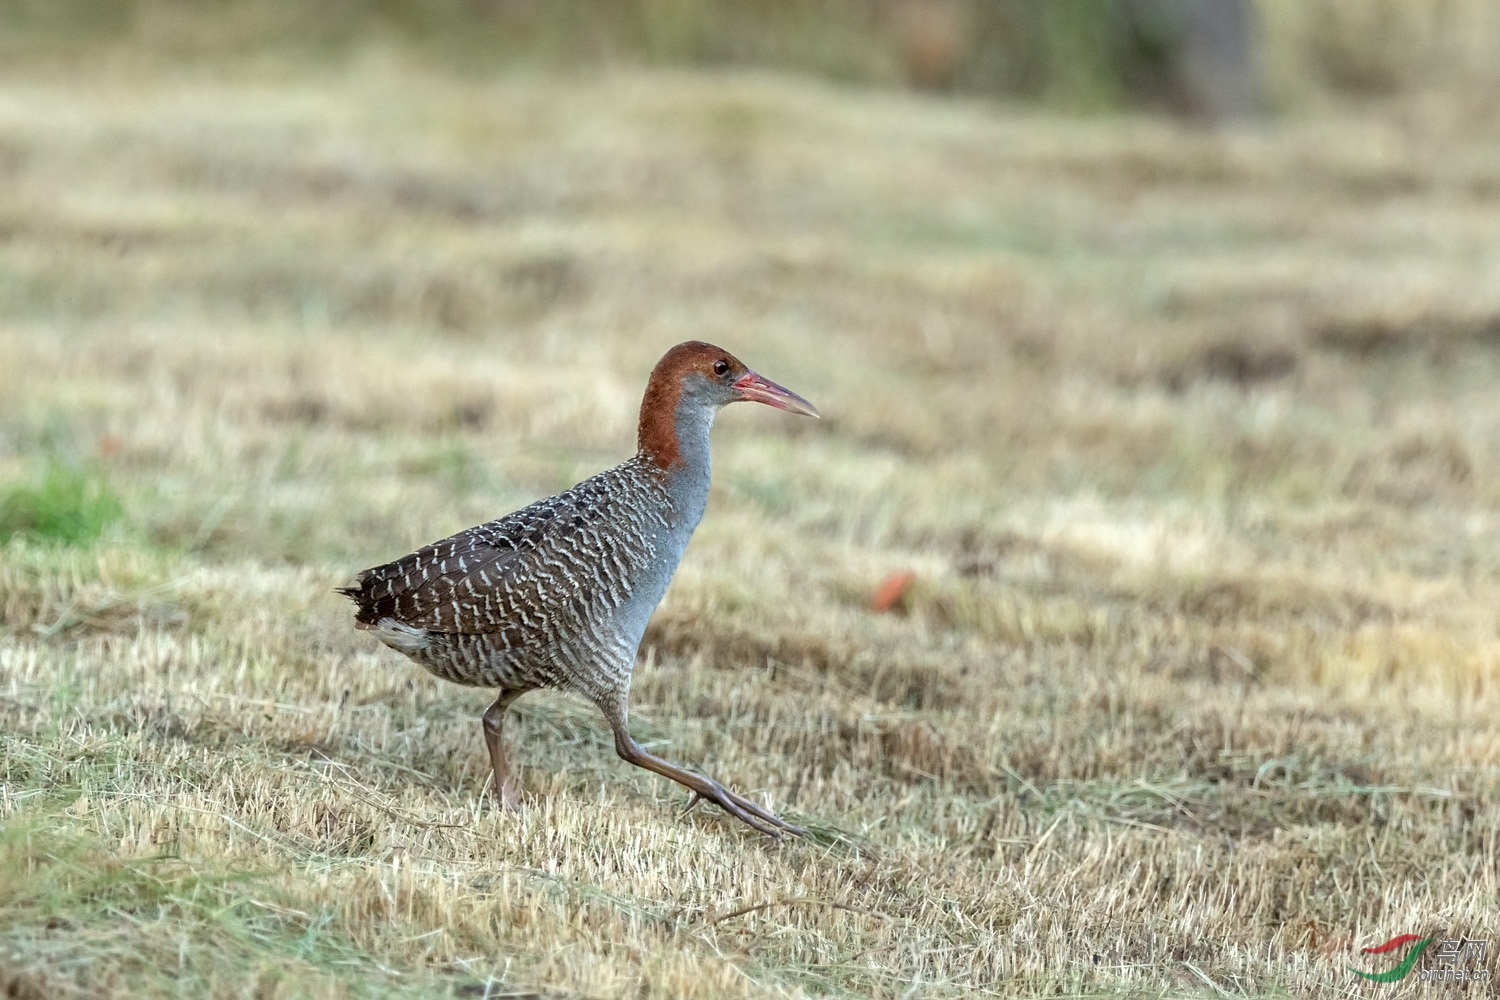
[665,341,819,417]
[639,341,818,468]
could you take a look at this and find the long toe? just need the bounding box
[702,780,804,837]
[724,789,805,837]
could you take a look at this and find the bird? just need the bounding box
[339,342,818,836]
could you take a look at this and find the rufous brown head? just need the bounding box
[638,341,818,467]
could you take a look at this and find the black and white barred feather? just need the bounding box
[339,455,673,694]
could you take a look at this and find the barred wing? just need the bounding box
[340,465,667,641]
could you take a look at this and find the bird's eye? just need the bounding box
[713,359,730,376]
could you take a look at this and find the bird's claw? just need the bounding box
[697,779,805,838]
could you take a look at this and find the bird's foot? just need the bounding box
[695,779,805,838]
[490,777,523,812]
[676,791,706,820]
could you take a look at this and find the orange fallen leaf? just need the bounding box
[871,570,917,613]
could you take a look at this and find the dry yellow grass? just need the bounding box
[2,53,1499,998]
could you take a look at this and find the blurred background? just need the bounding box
[6,0,1500,113]
[5,0,1500,558]
[3,2,1500,997]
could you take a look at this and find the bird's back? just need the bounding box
[341,456,675,689]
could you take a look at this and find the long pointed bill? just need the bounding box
[732,371,820,418]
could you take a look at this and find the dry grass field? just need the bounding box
[1,52,1499,998]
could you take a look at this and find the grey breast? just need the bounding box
[344,457,674,691]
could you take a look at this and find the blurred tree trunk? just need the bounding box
[1118,0,1259,118]
[936,0,1260,116]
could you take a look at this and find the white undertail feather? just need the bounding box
[371,617,433,655]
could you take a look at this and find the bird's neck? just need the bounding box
[638,391,715,522]
[665,399,715,480]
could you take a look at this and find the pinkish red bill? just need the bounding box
[733,371,820,418]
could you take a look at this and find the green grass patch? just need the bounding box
[0,814,485,999]
[0,464,124,547]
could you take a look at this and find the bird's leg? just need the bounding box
[604,713,804,838]
[482,690,525,810]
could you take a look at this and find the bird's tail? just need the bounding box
[336,576,382,627]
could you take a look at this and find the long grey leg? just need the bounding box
[594,693,803,838]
